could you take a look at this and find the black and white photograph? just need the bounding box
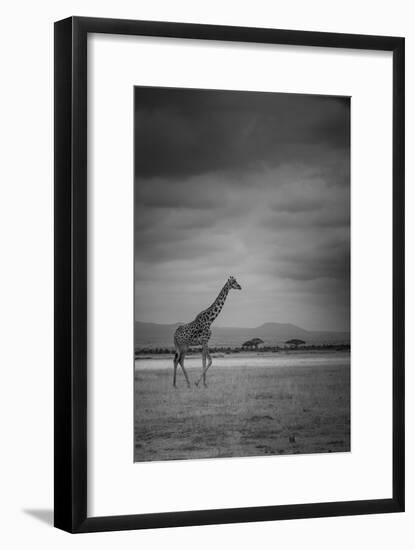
[134,86,351,462]
[1,1,408,542]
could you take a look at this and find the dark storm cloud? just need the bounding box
[135,174,230,210]
[266,201,349,229]
[277,238,350,282]
[135,87,350,180]
[134,87,350,331]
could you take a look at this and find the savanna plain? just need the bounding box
[134,351,350,461]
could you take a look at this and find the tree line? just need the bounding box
[135,342,350,356]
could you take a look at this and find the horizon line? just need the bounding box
[135,319,351,333]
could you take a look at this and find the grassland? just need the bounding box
[134,351,350,462]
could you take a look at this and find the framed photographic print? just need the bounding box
[54,17,405,533]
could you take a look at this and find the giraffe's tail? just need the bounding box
[174,334,182,351]
[173,336,179,364]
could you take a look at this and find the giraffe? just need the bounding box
[173,276,242,387]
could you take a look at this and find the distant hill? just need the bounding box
[135,321,350,349]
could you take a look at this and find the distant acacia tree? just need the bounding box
[241,337,264,350]
[285,338,306,349]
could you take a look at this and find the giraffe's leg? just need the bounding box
[195,347,207,387]
[203,352,212,386]
[196,344,212,387]
[178,352,191,388]
[173,352,179,387]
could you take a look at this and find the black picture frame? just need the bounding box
[54,16,405,533]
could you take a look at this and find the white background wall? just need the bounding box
[0,1,412,548]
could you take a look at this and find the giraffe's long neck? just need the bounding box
[203,282,231,324]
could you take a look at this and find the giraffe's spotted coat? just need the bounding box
[173,276,242,387]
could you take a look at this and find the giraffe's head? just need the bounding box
[228,275,242,290]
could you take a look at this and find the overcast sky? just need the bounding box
[134,87,350,331]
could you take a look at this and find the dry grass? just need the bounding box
[134,352,350,462]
